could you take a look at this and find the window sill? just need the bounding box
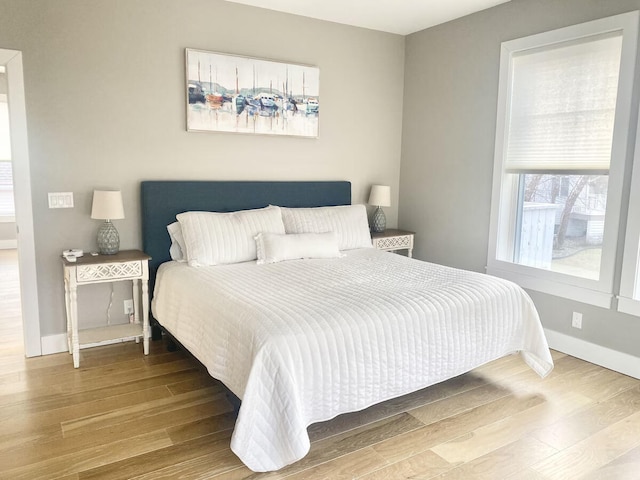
[0,215,15,223]
[486,265,614,309]
[617,296,640,316]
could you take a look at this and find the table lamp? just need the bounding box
[368,185,391,233]
[91,190,124,255]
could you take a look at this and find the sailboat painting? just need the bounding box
[186,49,320,137]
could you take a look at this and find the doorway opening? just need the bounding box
[0,71,23,358]
[0,49,41,358]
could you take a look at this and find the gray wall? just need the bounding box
[0,0,405,337]
[400,0,640,357]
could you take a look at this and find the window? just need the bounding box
[0,94,14,219]
[487,12,639,308]
[514,173,607,281]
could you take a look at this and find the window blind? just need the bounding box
[504,32,623,174]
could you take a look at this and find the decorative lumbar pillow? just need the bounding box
[167,222,187,262]
[280,204,372,250]
[177,205,285,266]
[255,232,343,264]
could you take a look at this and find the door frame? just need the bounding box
[1,48,41,357]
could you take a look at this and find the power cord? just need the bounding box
[107,283,114,325]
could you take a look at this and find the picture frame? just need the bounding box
[185,49,320,137]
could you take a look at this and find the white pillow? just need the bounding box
[255,232,343,264]
[280,204,372,250]
[167,222,187,262]
[177,205,285,266]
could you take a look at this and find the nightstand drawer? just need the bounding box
[76,260,143,282]
[373,235,413,250]
[371,229,415,257]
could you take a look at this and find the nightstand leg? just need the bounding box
[64,275,72,354]
[69,284,80,368]
[141,275,150,355]
[132,279,140,324]
[132,279,140,344]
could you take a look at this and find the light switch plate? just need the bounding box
[48,192,74,208]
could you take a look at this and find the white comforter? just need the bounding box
[152,248,553,471]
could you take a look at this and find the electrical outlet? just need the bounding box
[124,299,134,315]
[571,311,583,329]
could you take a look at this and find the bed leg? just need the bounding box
[166,338,178,352]
[151,322,163,341]
[226,391,241,415]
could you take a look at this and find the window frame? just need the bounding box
[487,11,639,309]
[618,116,640,316]
[0,94,14,220]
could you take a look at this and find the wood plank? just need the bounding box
[0,385,173,428]
[531,384,640,450]
[56,358,196,396]
[427,436,555,480]
[372,392,545,464]
[488,353,599,395]
[408,382,512,426]
[274,413,425,479]
[0,386,173,470]
[229,413,427,480]
[504,467,550,480]
[166,411,238,444]
[430,389,592,464]
[61,388,232,437]
[0,366,200,414]
[78,429,236,480]
[356,449,450,480]
[0,350,72,375]
[579,443,640,480]
[272,447,389,480]
[0,423,61,453]
[531,410,640,479]
[8,369,203,414]
[309,371,489,442]
[128,447,244,480]
[166,371,222,396]
[2,430,172,480]
[509,356,636,402]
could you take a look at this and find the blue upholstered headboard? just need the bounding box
[140,180,352,305]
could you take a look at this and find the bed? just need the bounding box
[141,180,554,472]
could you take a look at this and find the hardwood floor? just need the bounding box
[0,248,23,359]
[1,255,639,478]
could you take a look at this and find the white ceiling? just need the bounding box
[223,0,511,35]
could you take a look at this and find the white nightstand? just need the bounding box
[62,249,151,368]
[371,228,415,257]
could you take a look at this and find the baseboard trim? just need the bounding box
[544,328,640,380]
[41,333,68,355]
[41,332,142,356]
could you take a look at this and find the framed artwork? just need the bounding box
[186,49,320,137]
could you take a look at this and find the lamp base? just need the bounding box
[371,206,386,233]
[97,220,120,255]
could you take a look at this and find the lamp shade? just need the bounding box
[368,185,391,207]
[91,190,125,220]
